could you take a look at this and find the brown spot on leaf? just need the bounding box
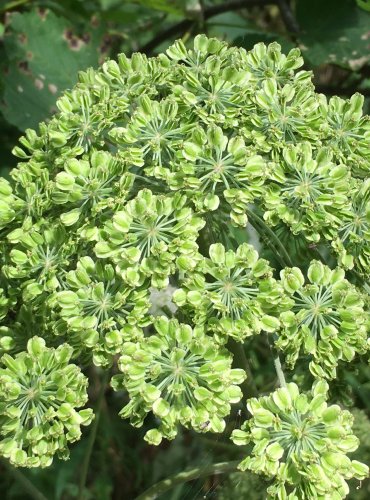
[37,8,48,20]
[69,37,84,51]
[26,51,34,60]
[361,31,370,40]
[18,61,30,75]
[48,83,58,94]
[4,12,13,26]
[82,33,91,44]
[18,33,27,44]
[63,29,86,51]
[91,15,99,27]
[100,35,112,55]
[63,29,74,41]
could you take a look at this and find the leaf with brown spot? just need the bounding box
[1,9,106,130]
[297,0,370,69]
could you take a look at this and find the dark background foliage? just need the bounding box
[0,1,370,499]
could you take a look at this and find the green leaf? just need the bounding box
[1,9,106,131]
[131,0,186,16]
[296,0,370,69]
[99,0,123,10]
[357,0,370,12]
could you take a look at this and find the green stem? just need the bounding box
[0,0,31,12]
[245,207,293,267]
[135,461,240,500]
[273,353,287,388]
[197,437,246,454]
[228,340,258,399]
[245,209,290,387]
[266,334,287,388]
[1,459,48,500]
[77,371,108,500]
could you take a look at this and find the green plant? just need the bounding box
[0,34,369,499]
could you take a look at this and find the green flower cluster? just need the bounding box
[0,287,14,322]
[94,189,204,288]
[277,261,368,379]
[53,257,151,366]
[0,337,92,467]
[0,34,368,357]
[331,178,370,275]
[263,144,349,242]
[3,224,72,301]
[111,316,246,444]
[0,33,368,491]
[173,242,283,342]
[231,381,369,499]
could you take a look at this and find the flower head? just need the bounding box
[53,151,133,227]
[231,381,369,499]
[53,256,150,366]
[3,223,73,302]
[331,178,370,278]
[174,243,283,342]
[239,42,307,87]
[95,189,204,288]
[277,261,368,378]
[263,143,350,242]
[321,93,370,179]
[0,337,93,467]
[111,316,246,444]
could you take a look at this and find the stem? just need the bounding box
[77,371,108,500]
[197,437,246,454]
[135,461,240,500]
[1,459,48,500]
[277,0,300,34]
[228,340,258,398]
[273,353,287,387]
[0,0,31,12]
[138,0,271,54]
[245,207,294,267]
[265,334,287,388]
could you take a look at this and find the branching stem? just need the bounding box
[245,207,294,267]
[77,371,109,500]
[135,461,240,500]
[1,459,48,500]
[228,340,258,398]
[277,0,299,34]
[273,352,287,387]
[138,0,271,54]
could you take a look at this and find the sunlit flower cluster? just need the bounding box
[232,382,369,499]
[173,242,283,342]
[277,260,368,379]
[0,337,92,467]
[111,316,246,444]
[0,34,368,498]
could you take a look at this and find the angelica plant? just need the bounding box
[0,35,369,499]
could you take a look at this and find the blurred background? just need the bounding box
[0,1,370,499]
